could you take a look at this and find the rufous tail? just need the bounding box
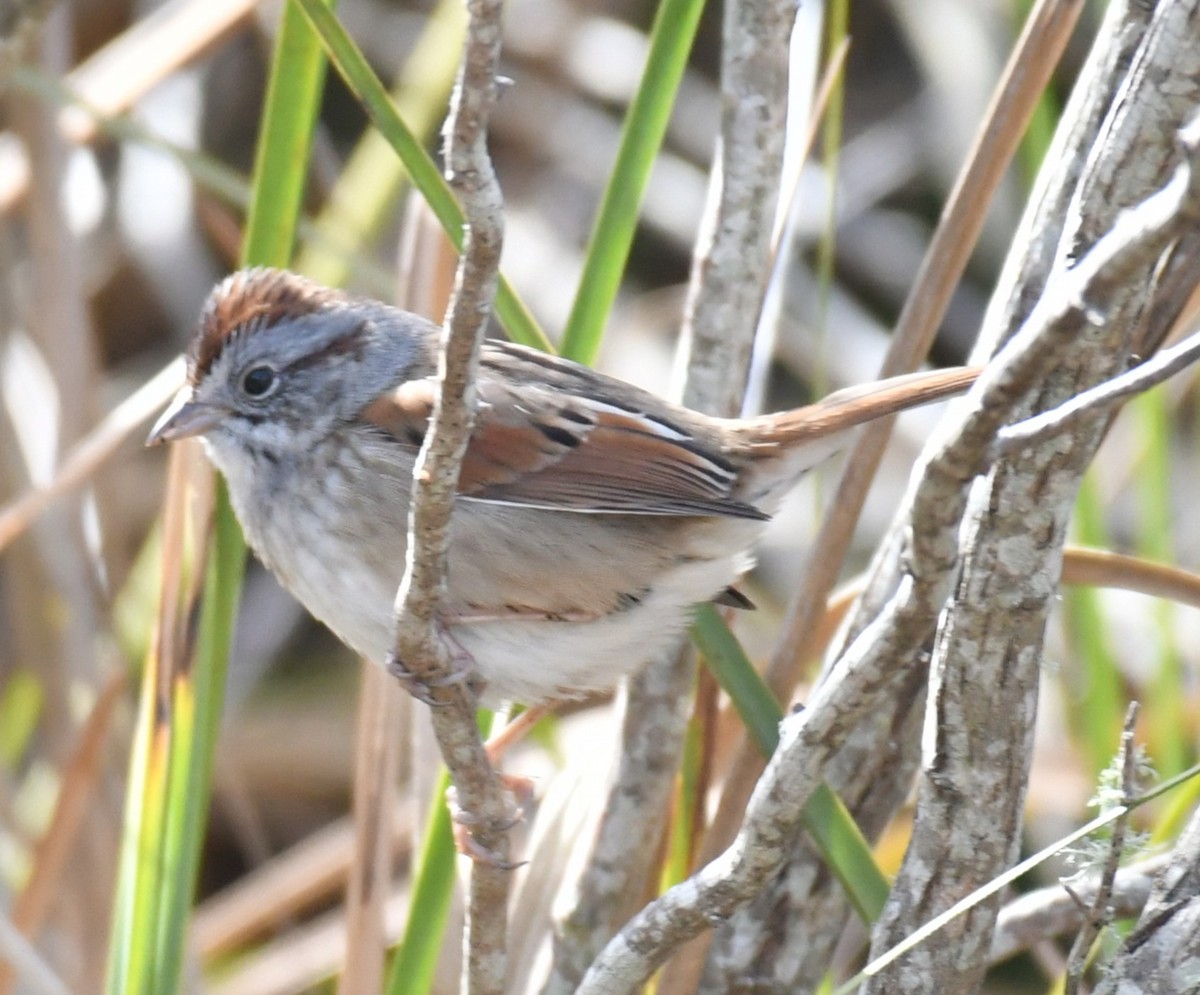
[735,365,981,453]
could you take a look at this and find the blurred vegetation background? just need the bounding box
[0,0,1195,992]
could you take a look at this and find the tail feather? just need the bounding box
[736,365,981,452]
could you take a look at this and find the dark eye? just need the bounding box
[241,365,277,398]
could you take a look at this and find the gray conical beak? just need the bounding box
[146,389,225,446]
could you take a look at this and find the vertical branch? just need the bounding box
[676,0,796,419]
[389,1,511,992]
[540,0,793,990]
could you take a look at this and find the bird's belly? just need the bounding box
[450,545,749,703]
[250,516,749,703]
[229,460,761,704]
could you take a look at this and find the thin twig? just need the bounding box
[1063,703,1141,995]
[997,321,1200,453]
[830,545,1200,623]
[389,1,511,992]
[1061,546,1200,610]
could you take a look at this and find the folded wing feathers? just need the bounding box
[464,389,763,518]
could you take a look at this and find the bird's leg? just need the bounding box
[485,704,549,767]
[446,785,527,868]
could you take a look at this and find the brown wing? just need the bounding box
[360,362,766,520]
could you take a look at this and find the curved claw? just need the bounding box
[384,636,476,706]
[446,777,532,868]
[446,785,527,831]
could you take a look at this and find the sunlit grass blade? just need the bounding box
[1135,390,1190,778]
[661,670,708,890]
[383,769,458,995]
[691,604,890,922]
[296,0,466,286]
[291,0,550,352]
[105,447,217,994]
[154,488,247,973]
[1064,475,1124,777]
[557,0,705,365]
[105,3,333,991]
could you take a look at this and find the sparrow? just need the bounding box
[148,268,978,705]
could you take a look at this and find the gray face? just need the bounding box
[188,304,429,463]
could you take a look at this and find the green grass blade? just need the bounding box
[1064,476,1124,777]
[383,769,458,995]
[296,0,466,286]
[243,0,334,264]
[691,604,890,922]
[154,490,248,979]
[292,0,550,352]
[105,3,332,991]
[662,674,704,890]
[105,652,158,991]
[557,0,706,365]
[691,605,781,757]
[1135,391,1190,777]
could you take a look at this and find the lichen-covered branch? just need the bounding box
[700,1,1094,986]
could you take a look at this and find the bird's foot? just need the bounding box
[447,779,532,868]
[384,620,481,706]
